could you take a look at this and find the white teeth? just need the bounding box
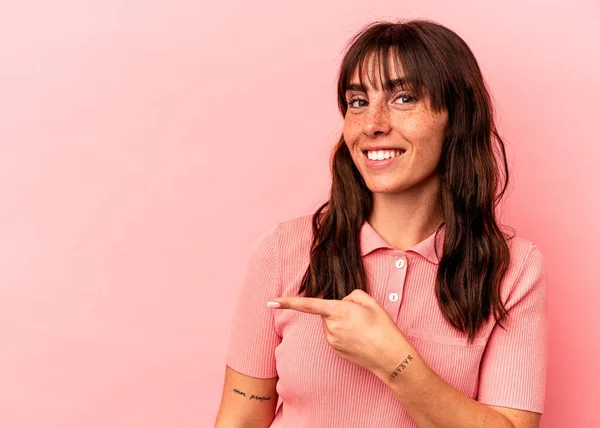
[366,150,404,160]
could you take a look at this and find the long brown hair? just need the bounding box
[298,19,515,343]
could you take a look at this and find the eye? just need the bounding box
[395,93,416,104]
[347,97,367,109]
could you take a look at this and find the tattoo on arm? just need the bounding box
[389,354,413,380]
[233,388,272,402]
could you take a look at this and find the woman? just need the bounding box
[216,19,547,428]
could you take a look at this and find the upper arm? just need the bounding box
[224,224,282,378]
[476,243,548,414]
[218,224,282,426]
[215,365,279,428]
[486,404,541,428]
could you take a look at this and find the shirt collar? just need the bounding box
[359,219,446,264]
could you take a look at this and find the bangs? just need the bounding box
[339,24,449,114]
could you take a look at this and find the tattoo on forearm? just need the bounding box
[389,354,413,379]
[233,388,272,402]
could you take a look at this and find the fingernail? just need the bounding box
[267,301,281,308]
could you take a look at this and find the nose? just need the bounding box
[363,100,391,137]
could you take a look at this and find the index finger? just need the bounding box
[267,297,336,317]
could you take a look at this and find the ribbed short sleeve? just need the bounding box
[476,242,549,413]
[224,224,282,379]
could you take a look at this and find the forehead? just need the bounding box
[348,49,407,90]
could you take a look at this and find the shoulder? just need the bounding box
[252,214,311,245]
[506,234,546,278]
[503,234,547,305]
[275,213,315,259]
[251,214,315,261]
[254,214,315,297]
[277,213,314,236]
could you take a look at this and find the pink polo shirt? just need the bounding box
[224,214,548,427]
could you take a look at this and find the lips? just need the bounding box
[362,149,405,170]
[362,149,406,159]
[361,147,406,154]
[362,150,405,160]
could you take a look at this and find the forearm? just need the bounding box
[371,336,515,428]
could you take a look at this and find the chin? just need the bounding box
[367,183,405,193]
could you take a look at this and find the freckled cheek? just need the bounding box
[398,117,431,138]
[404,119,444,144]
[411,140,444,169]
[342,120,361,146]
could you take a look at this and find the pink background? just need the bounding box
[1,1,598,427]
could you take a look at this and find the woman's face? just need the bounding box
[342,53,449,196]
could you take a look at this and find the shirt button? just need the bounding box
[389,292,399,302]
[395,258,405,269]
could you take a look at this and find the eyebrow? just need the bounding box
[346,77,411,93]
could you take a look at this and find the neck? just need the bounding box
[367,178,444,251]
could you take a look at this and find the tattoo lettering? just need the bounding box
[250,394,272,402]
[232,388,272,402]
[389,354,413,379]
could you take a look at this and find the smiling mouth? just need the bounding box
[362,149,406,160]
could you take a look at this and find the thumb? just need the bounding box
[341,289,375,307]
